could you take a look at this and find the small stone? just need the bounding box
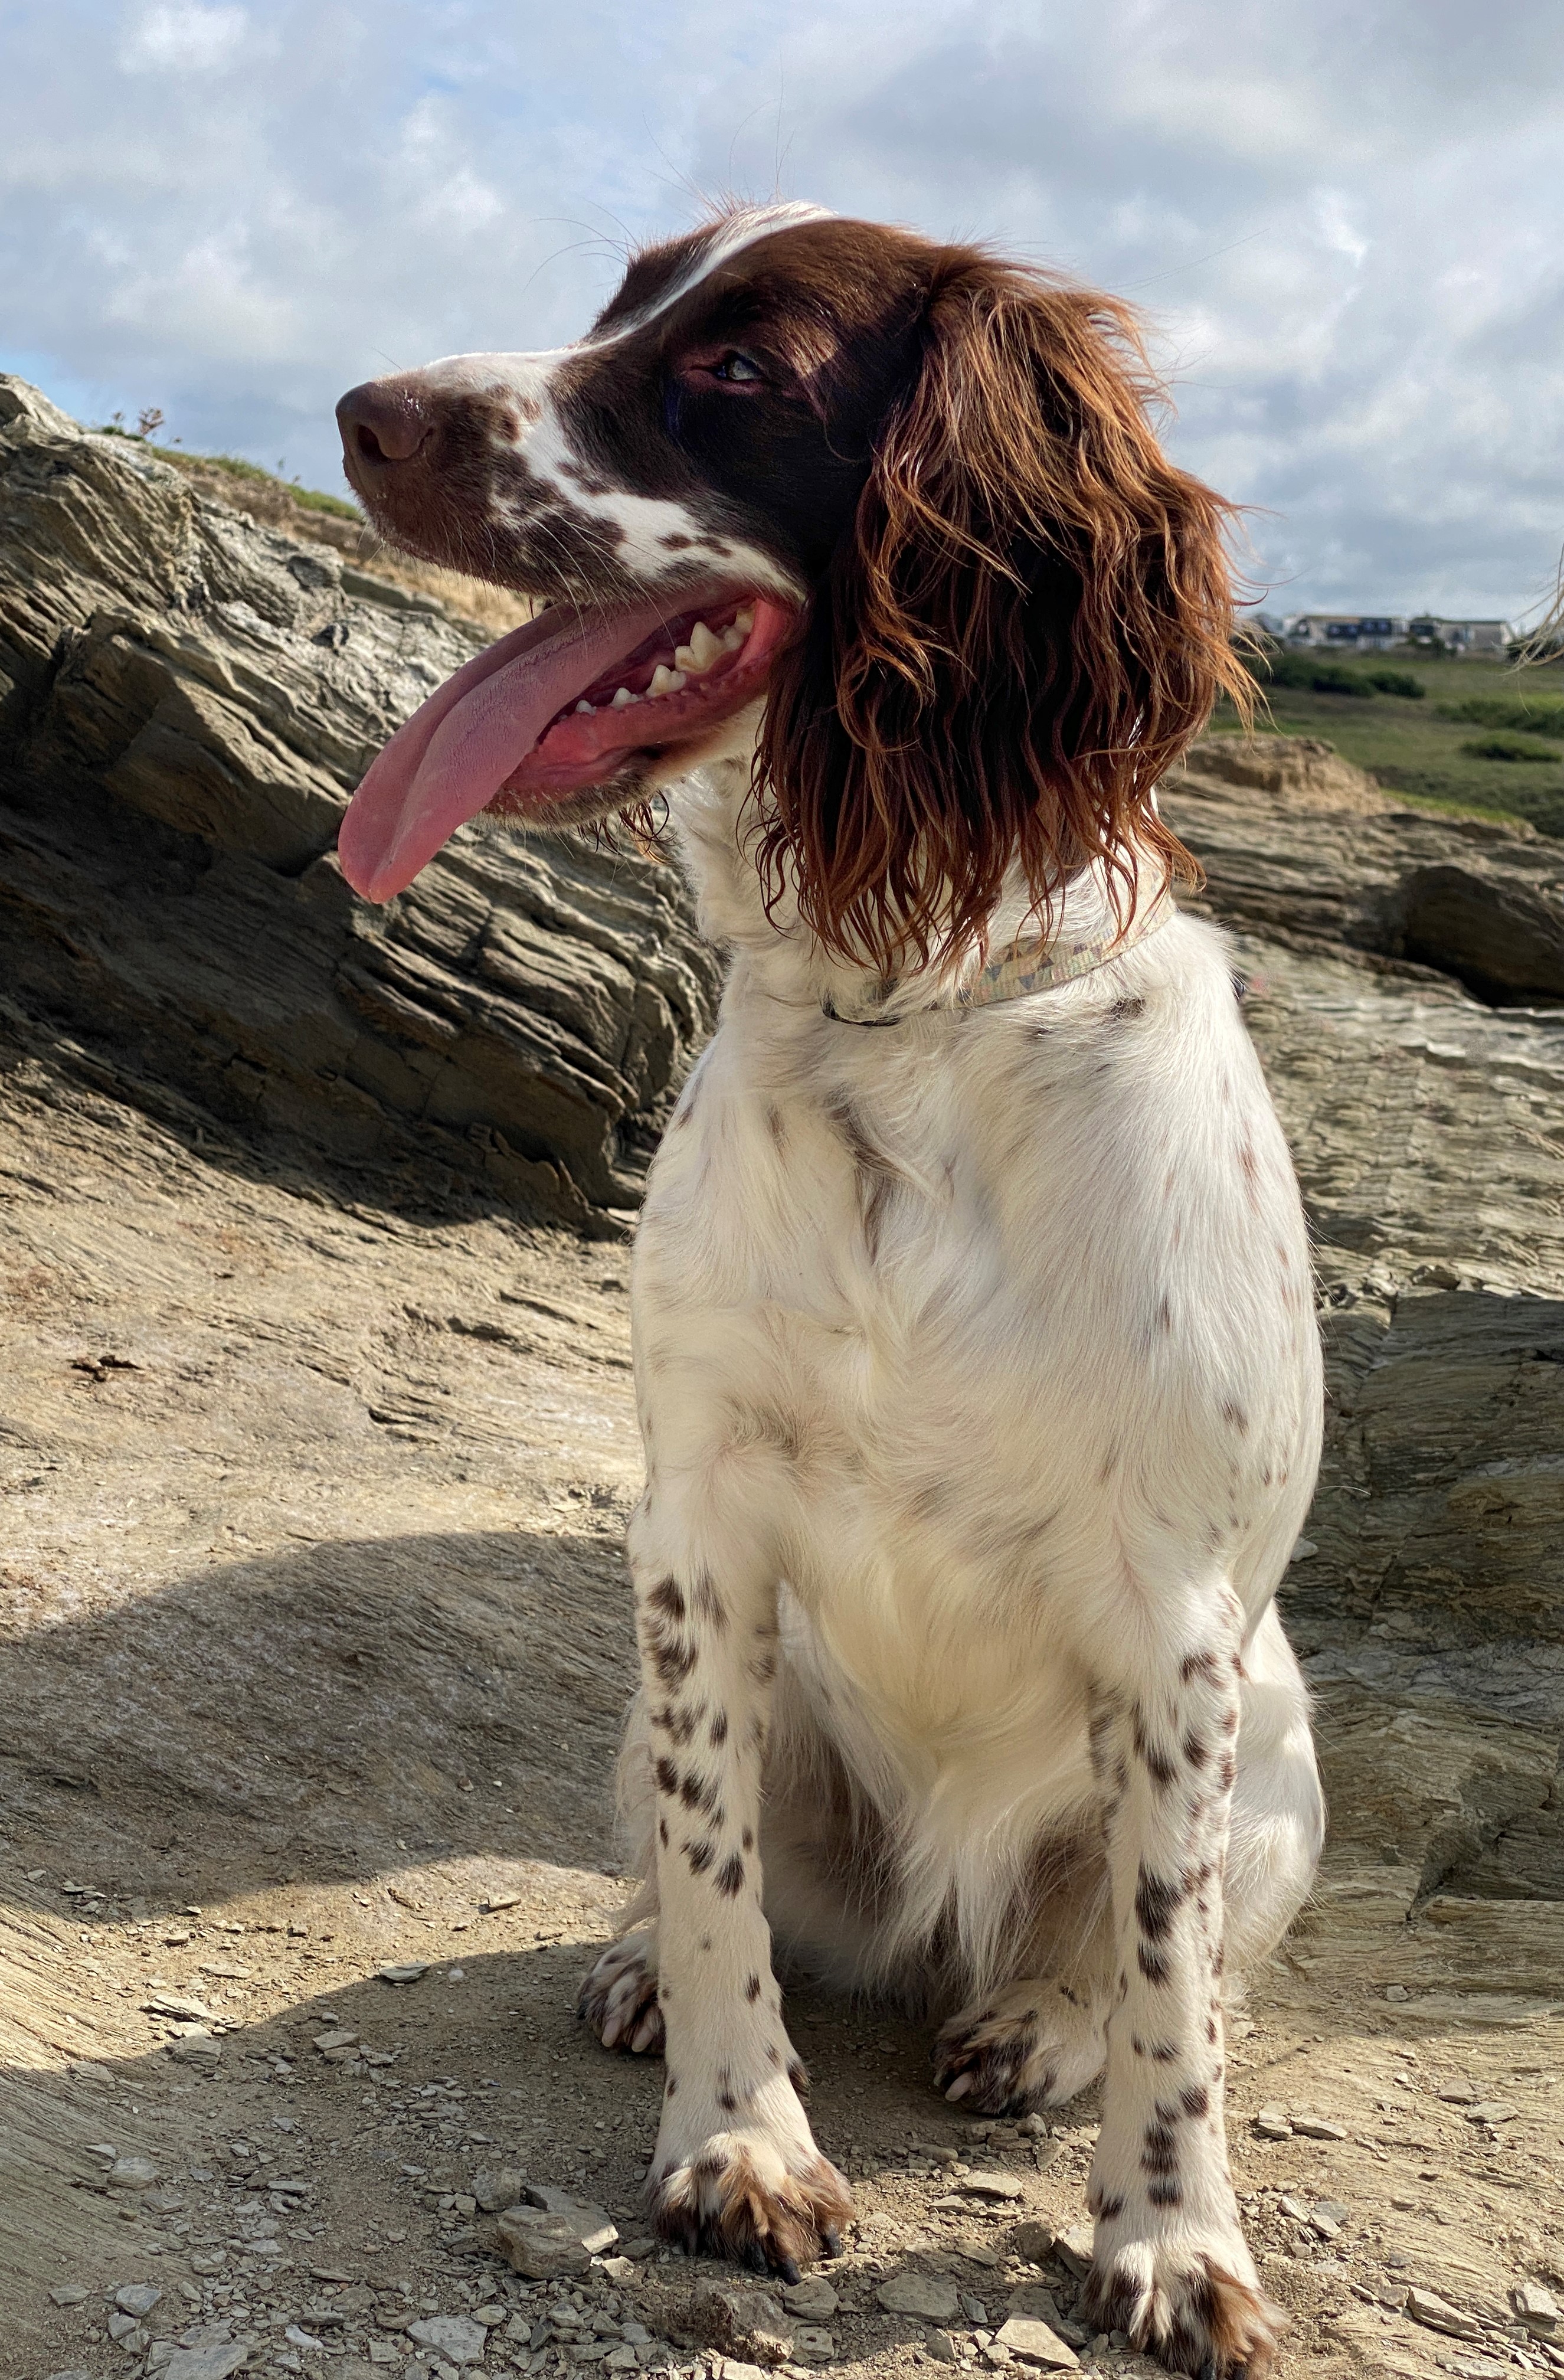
[312,2028,359,2055]
[50,2283,89,2304]
[692,2280,794,2364]
[1006,2289,1062,2326]
[877,2273,960,2322]
[1015,2115,1048,2140]
[480,1892,523,1912]
[107,2155,158,2191]
[165,2345,259,2380]
[116,2284,163,2316]
[992,2316,1079,2370]
[620,2237,657,2261]
[957,2171,1025,2202]
[169,2034,222,2065]
[495,2206,592,2279]
[376,1962,429,1985]
[1513,2282,1560,2333]
[1435,2082,1478,2104]
[927,2332,959,2363]
[1383,1986,1409,2002]
[473,2305,508,2328]
[472,2167,526,2212]
[1465,2102,1517,2127]
[791,2327,835,2364]
[107,2312,149,2348]
[188,2254,225,2276]
[143,1992,214,2023]
[1010,2221,1056,2264]
[1252,2108,1292,2140]
[598,2257,635,2281]
[1278,2195,1310,2223]
[1405,2288,1480,2339]
[519,2186,619,2252]
[782,2281,839,2320]
[1310,2202,1347,2241]
[1290,2117,1348,2140]
[1051,2229,1094,2283]
[285,2327,325,2352]
[409,2314,487,2365]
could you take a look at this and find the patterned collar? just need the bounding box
[820,892,1173,1026]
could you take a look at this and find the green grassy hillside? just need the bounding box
[1212,647,1564,836]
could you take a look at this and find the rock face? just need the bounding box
[1164,744,1564,1989]
[0,377,719,1231]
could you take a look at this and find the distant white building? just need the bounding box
[1281,612,1513,655]
[1406,616,1514,655]
[1283,613,1408,651]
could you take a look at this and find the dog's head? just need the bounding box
[336,204,1248,964]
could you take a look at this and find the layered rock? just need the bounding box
[0,377,719,1231]
[1164,747,1564,2009]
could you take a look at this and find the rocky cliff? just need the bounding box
[0,378,720,1234]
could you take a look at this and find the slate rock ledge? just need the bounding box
[0,377,720,1231]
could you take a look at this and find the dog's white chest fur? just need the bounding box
[626,764,1321,1994]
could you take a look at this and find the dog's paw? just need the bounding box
[578,1927,664,2055]
[932,1978,1104,2114]
[650,2129,853,2280]
[1083,2241,1281,2379]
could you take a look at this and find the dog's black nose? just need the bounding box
[336,377,433,472]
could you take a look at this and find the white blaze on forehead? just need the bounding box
[579,200,839,347]
[394,205,834,596]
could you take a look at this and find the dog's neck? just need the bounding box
[666,750,1159,1028]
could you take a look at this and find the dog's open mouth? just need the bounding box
[337,590,795,903]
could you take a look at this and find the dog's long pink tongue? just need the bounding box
[337,600,671,903]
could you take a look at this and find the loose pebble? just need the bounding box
[783,2280,839,2319]
[956,2170,1025,2201]
[1291,2116,1348,2140]
[877,2273,960,2321]
[991,2315,1079,2370]
[1405,2287,1481,2339]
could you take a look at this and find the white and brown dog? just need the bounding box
[335,202,1324,2379]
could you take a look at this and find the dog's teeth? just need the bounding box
[688,620,721,669]
[610,685,640,708]
[575,699,596,714]
[734,606,754,633]
[673,642,699,674]
[721,625,745,651]
[648,664,685,698]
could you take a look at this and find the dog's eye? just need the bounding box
[710,352,765,386]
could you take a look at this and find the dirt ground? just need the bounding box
[2,1007,1562,2380]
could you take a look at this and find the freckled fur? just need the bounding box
[355,202,1325,2353]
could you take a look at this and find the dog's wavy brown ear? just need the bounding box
[755,253,1252,972]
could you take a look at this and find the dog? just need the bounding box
[334,202,1324,2379]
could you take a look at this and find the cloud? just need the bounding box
[1,0,1560,620]
[120,3,250,76]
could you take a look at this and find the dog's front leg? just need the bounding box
[1081,1593,1283,2379]
[629,1492,852,2276]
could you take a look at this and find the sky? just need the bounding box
[2,0,1561,625]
